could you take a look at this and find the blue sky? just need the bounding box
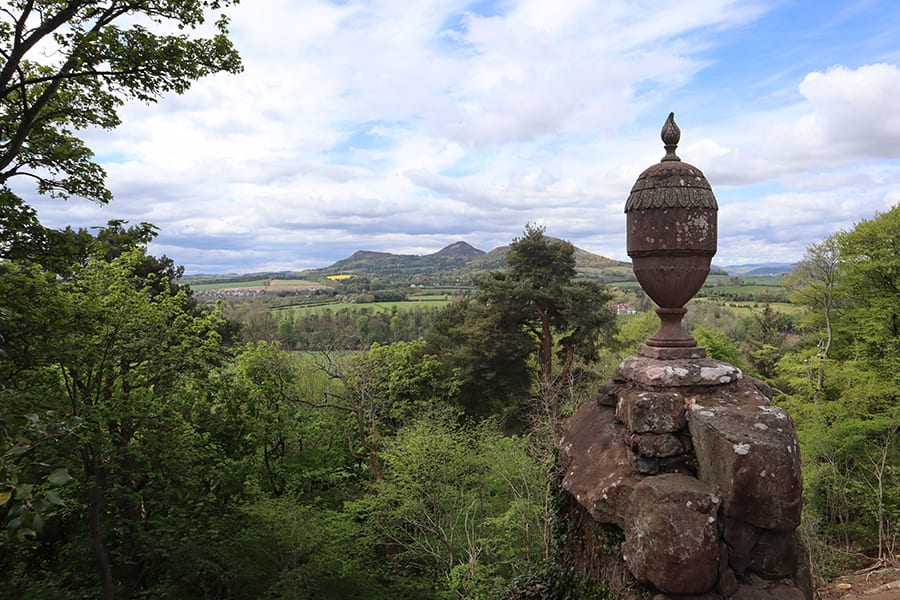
[19,0,900,273]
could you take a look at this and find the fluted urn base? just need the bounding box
[646,307,694,347]
[635,307,707,359]
[638,308,708,359]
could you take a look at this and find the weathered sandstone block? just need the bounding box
[617,355,742,388]
[630,432,687,457]
[689,400,802,531]
[616,389,685,433]
[622,474,721,595]
[723,517,759,575]
[560,401,639,528]
[750,530,800,579]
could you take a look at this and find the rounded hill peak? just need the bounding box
[431,241,486,258]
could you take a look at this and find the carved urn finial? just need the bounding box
[625,113,718,359]
[661,112,680,161]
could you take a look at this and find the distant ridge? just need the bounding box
[276,239,635,283]
[349,250,394,260]
[430,241,486,258]
[486,239,628,271]
[724,263,796,276]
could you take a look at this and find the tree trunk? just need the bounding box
[83,447,115,600]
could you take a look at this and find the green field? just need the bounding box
[702,283,787,296]
[191,278,325,291]
[609,281,643,289]
[274,298,451,317]
[691,297,800,316]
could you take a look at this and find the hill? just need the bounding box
[348,250,394,260]
[184,240,634,291]
[307,240,630,284]
[724,263,796,276]
[314,242,483,282]
[430,241,485,258]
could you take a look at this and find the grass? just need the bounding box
[702,284,786,295]
[191,279,326,291]
[691,297,801,316]
[408,294,459,301]
[191,279,268,290]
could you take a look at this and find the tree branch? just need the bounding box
[0,2,140,176]
[291,394,355,414]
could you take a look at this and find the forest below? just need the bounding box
[2,214,898,599]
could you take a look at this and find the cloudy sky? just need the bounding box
[21,0,900,274]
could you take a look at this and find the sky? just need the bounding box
[19,0,900,274]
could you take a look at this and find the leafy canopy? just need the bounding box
[0,0,242,204]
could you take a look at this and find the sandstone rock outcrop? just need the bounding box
[560,355,810,599]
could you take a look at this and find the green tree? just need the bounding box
[233,341,302,497]
[786,234,843,397]
[692,325,744,368]
[837,205,900,381]
[741,303,790,379]
[0,0,241,205]
[349,411,548,599]
[60,251,225,598]
[1,236,227,598]
[776,206,900,565]
[426,297,535,416]
[614,310,658,353]
[429,225,616,434]
[305,340,460,481]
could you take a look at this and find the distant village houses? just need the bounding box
[616,303,638,315]
[194,288,266,299]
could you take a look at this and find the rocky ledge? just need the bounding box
[560,355,811,599]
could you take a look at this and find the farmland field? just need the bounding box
[690,297,800,316]
[191,278,328,291]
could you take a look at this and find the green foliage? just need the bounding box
[837,205,900,380]
[741,303,793,379]
[351,341,460,427]
[0,410,75,542]
[246,303,446,350]
[614,311,658,353]
[349,410,549,599]
[427,225,617,425]
[0,0,242,204]
[309,340,464,482]
[427,297,535,414]
[776,205,900,563]
[785,234,841,353]
[0,190,61,265]
[0,224,232,598]
[692,325,744,368]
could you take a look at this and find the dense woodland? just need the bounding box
[0,2,898,598]
[2,213,899,599]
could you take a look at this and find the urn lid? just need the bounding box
[624,113,718,213]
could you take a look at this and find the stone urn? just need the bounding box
[625,113,718,356]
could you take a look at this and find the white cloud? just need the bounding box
[19,0,900,273]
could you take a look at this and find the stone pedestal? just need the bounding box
[559,355,811,599]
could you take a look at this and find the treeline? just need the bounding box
[228,303,444,350]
